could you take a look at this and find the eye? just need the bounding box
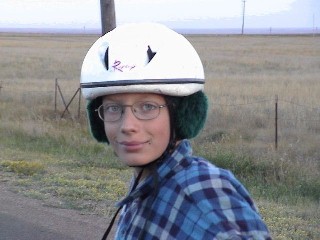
[104,104,121,113]
[140,102,158,112]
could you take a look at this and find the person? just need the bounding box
[80,23,271,240]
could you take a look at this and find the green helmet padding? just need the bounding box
[87,97,109,143]
[86,91,208,143]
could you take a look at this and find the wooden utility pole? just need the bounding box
[241,0,246,35]
[100,0,116,36]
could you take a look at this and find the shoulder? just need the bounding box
[175,156,257,213]
[161,156,271,238]
[177,156,243,193]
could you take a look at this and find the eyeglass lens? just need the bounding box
[97,101,166,122]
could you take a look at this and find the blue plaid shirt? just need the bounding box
[115,140,271,239]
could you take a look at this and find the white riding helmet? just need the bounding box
[80,22,204,99]
[80,23,208,143]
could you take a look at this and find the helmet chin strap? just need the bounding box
[101,168,144,240]
[100,138,175,240]
[133,132,176,240]
[101,100,177,240]
[133,107,177,240]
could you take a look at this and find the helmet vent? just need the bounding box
[104,47,109,70]
[147,45,156,63]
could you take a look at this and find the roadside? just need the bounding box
[0,183,114,240]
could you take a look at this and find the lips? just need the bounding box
[118,140,150,151]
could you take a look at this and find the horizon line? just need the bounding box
[0,27,319,35]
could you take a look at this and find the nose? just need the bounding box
[119,107,139,133]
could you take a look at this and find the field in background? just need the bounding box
[0,33,319,239]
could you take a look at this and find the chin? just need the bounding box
[120,156,152,167]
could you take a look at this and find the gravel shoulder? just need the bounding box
[0,183,114,240]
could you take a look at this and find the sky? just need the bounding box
[0,0,319,31]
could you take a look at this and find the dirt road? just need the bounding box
[0,183,114,240]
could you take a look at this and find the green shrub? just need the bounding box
[1,160,45,176]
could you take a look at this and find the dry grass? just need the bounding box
[1,33,320,239]
[189,34,320,166]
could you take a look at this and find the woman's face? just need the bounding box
[102,93,171,167]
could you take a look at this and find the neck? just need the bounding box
[132,140,181,181]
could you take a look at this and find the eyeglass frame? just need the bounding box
[95,101,168,122]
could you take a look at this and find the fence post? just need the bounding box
[78,86,81,119]
[275,95,278,150]
[55,78,58,115]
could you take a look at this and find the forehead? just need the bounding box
[102,93,165,103]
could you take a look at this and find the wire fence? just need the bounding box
[214,97,320,124]
[1,80,319,149]
[204,95,320,149]
[54,78,81,119]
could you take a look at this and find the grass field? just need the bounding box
[0,32,319,239]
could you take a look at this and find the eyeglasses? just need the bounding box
[95,101,167,122]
